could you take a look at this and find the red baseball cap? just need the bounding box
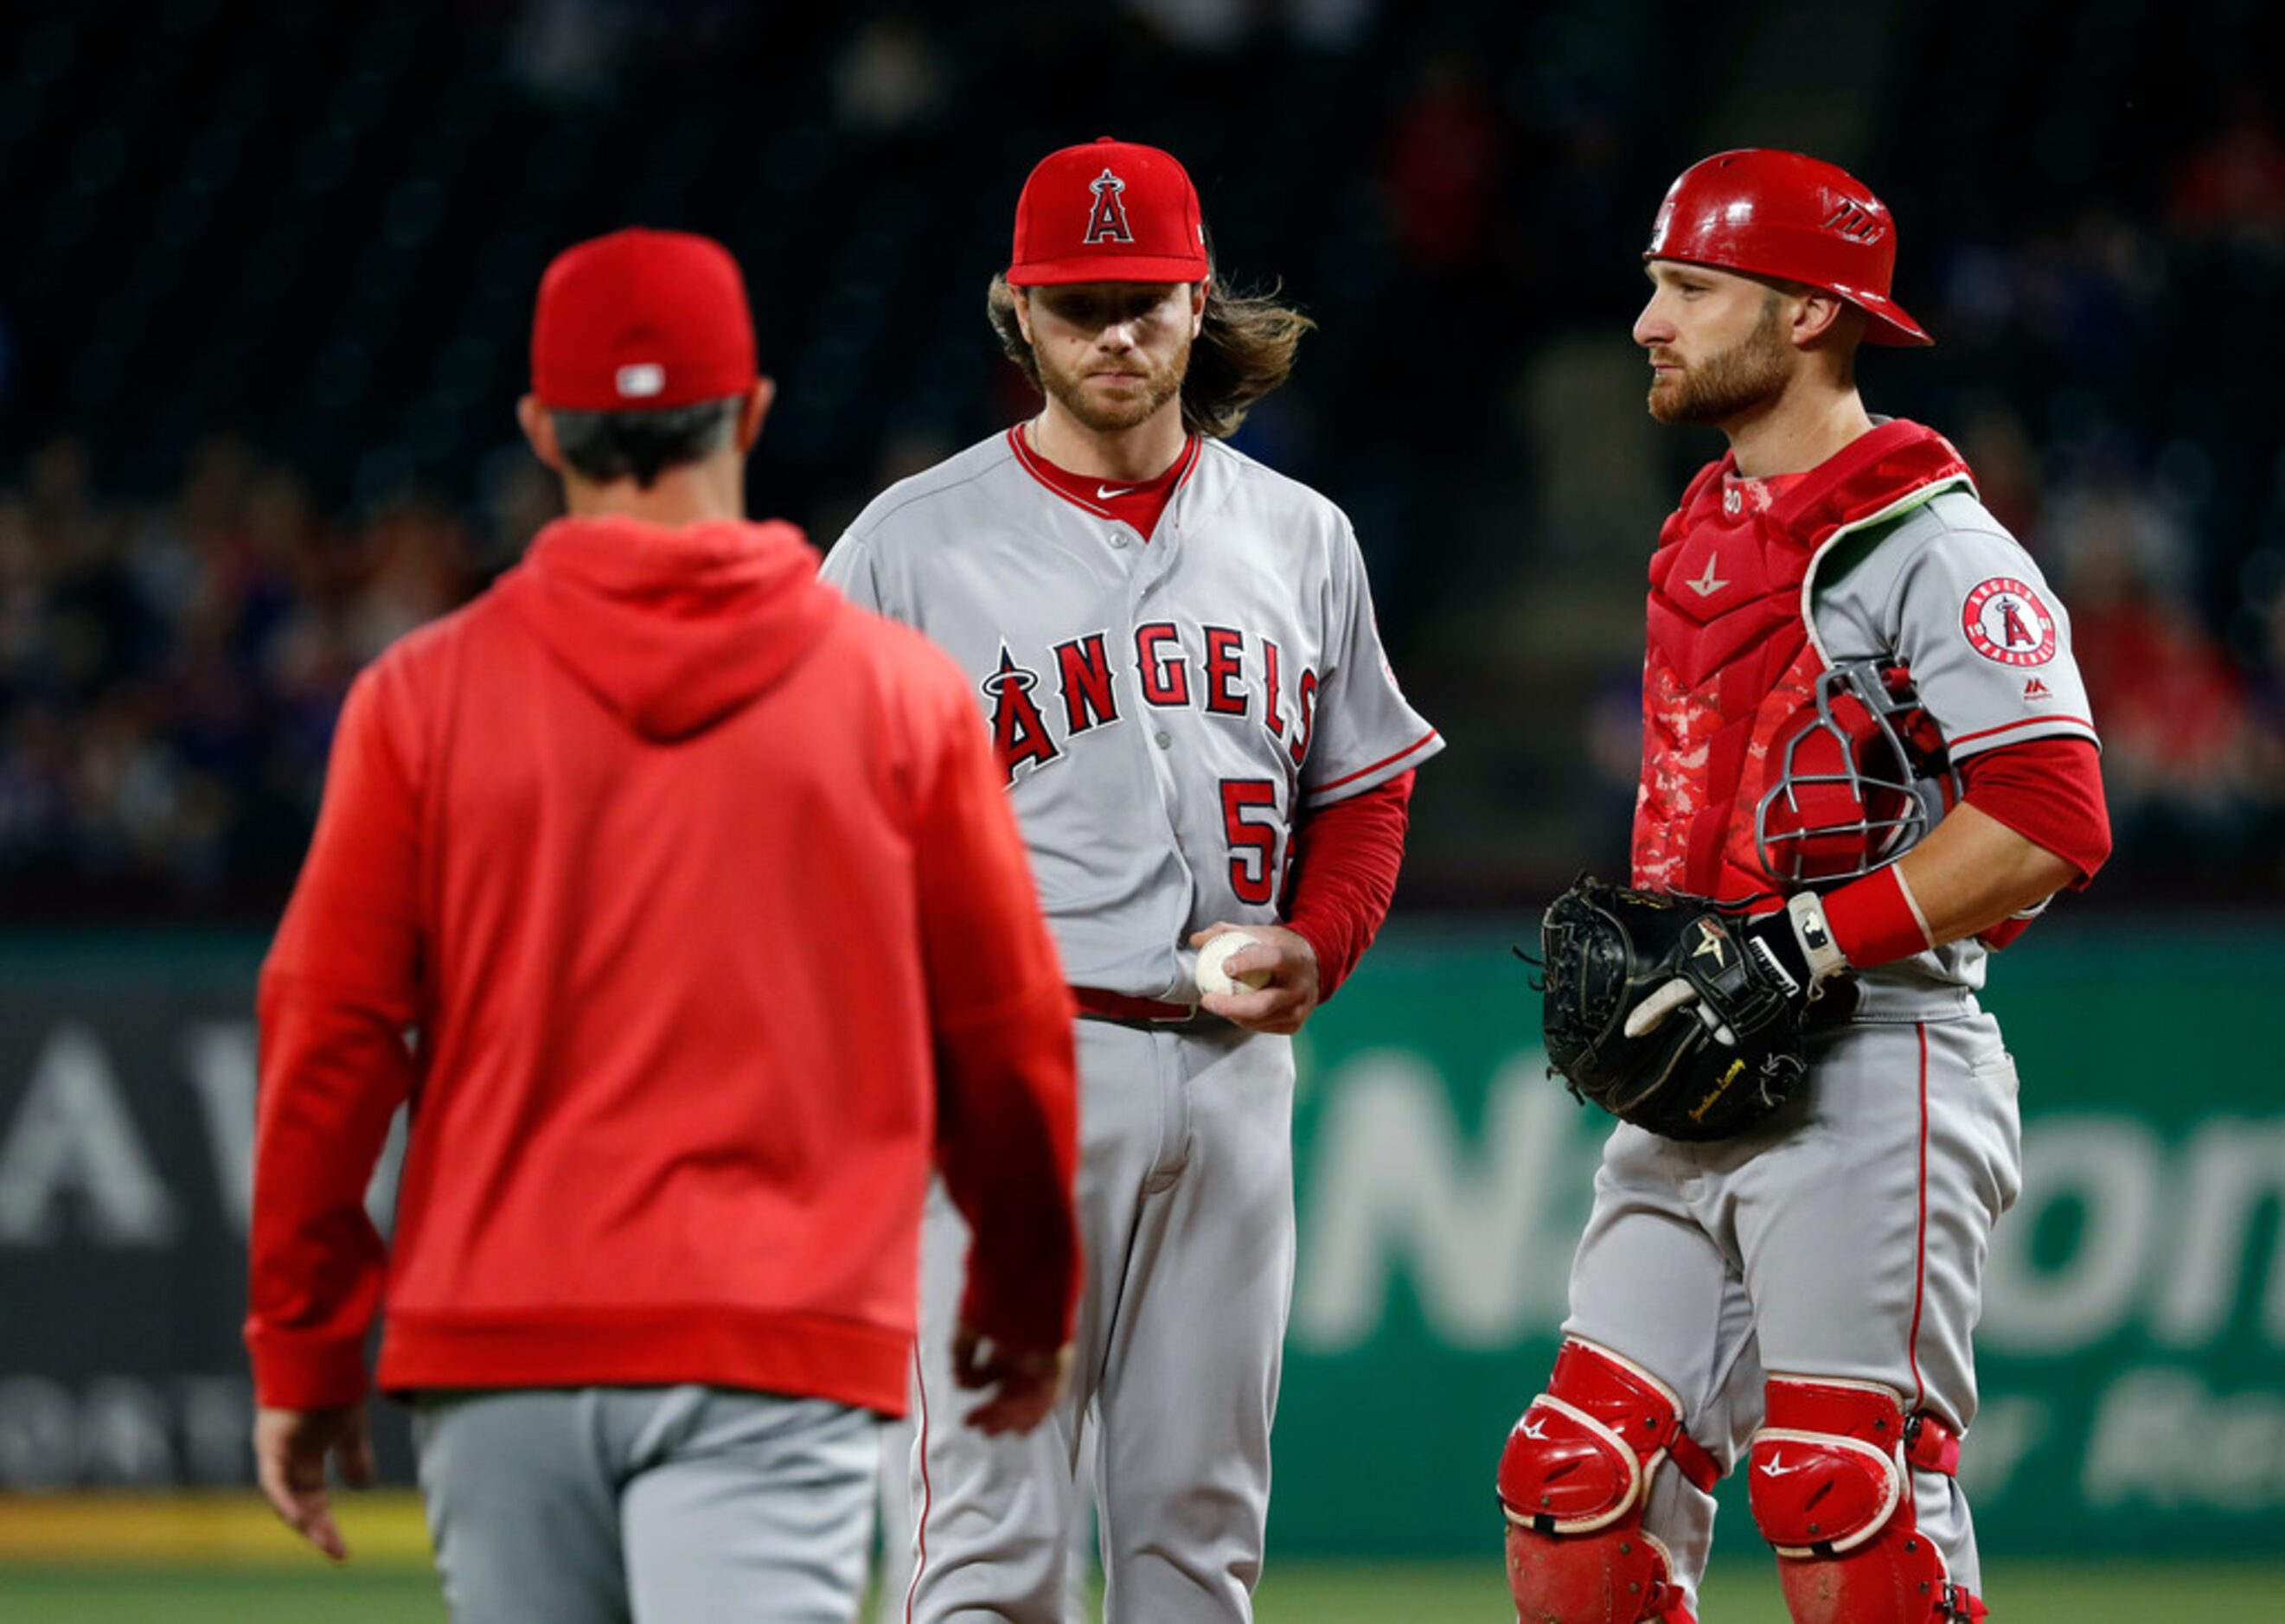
[1006,137,1210,287]
[530,227,758,410]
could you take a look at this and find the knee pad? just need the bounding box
[1496,1339,1718,1624]
[1747,1377,1987,1623]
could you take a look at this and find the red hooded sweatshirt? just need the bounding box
[246,515,1080,1417]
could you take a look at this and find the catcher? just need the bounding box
[1500,152,2111,1623]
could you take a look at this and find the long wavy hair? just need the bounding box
[985,271,1316,440]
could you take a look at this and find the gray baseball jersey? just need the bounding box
[825,428,1441,998]
[822,425,1438,1624]
[1561,467,2099,1615]
[1809,484,2098,1018]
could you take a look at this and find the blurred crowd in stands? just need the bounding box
[2,0,2281,917]
[0,436,537,911]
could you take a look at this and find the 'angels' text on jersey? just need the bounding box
[818,431,1440,998]
[984,623,1316,785]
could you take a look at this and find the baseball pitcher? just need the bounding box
[823,137,1441,1623]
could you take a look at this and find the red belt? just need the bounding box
[1072,987,1197,1023]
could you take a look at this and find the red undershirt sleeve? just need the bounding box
[1282,770,1415,1002]
[1955,736,2111,882]
[1821,737,2111,965]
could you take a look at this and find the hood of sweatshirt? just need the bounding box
[494,515,841,742]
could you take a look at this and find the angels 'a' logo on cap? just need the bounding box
[1084,168,1134,246]
[1962,576,2058,667]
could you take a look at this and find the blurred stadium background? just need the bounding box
[3,0,2282,1617]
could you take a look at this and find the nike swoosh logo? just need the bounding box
[1096,483,1135,499]
[1758,1452,1808,1477]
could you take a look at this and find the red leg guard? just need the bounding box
[1747,1377,1987,1623]
[1497,1339,1719,1624]
[1502,1523,1695,1624]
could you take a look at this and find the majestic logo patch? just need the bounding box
[2023,676,2053,700]
[1962,577,2058,668]
[1084,169,1134,245]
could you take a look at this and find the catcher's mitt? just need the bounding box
[1535,877,1814,1141]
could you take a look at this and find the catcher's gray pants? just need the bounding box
[905,1016,1296,1624]
[414,1384,879,1624]
[1562,1012,2021,1614]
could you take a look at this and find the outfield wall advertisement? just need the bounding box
[1273,924,2285,1560]
[1,926,2279,1562]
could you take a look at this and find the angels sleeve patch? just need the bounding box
[1961,577,2058,667]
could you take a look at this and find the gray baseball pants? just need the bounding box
[904,1016,1296,1624]
[1564,1012,2022,1612]
[414,1384,880,1624]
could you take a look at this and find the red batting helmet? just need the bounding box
[1646,150,1930,347]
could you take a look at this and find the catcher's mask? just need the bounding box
[1756,659,1957,887]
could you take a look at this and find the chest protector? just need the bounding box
[1634,420,1974,904]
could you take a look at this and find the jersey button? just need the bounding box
[1108,533,1129,548]
[1154,731,1172,749]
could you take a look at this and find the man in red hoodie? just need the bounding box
[245,227,1084,1624]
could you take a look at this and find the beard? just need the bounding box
[1648,297,1790,425]
[1036,335,1190,432]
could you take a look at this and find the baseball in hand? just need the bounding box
[1195,930,1272,998]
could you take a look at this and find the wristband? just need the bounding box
[1821,863,1935,969]
[1783,892,1851,988]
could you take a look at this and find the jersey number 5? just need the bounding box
[1220,780,1280,905]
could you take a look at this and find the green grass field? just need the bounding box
[3,1495,2277,1621]
[2,1561,2282,1621]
